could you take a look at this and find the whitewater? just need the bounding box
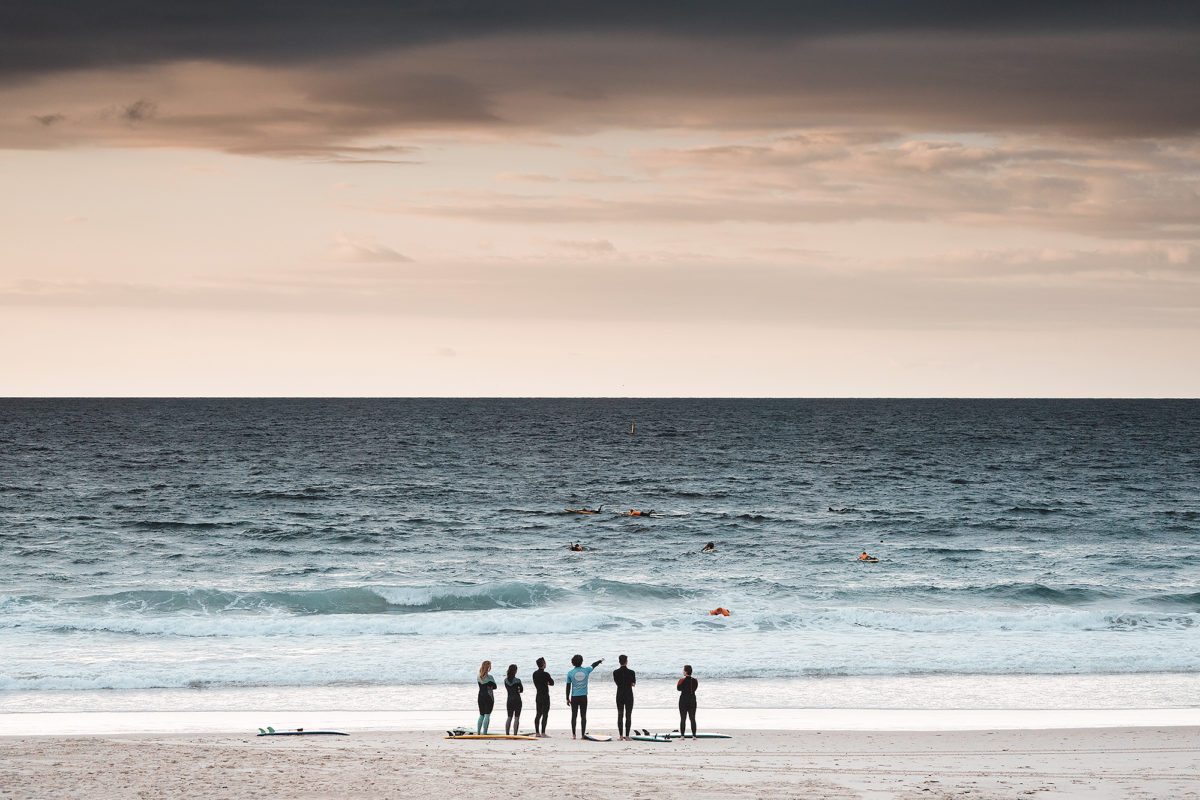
[2,398,1198,714]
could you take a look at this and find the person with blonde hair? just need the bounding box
[476,660,497,734]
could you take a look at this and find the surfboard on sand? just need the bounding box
[665,732,732,739]
[444,733,538,740]
[257,729,347,736]
[582,733,612,741]
[630,734,672,742]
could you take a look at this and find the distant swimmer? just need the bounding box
[701,541,716,553]
[626,509,656,517]
[709,607,730,617]
[857,551,878,563]
[568,542,584,552]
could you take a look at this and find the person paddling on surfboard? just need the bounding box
[677,665,699,740]
[565,654,604,739]
[476,660,497,734]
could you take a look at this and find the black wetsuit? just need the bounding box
[477,675,496,715]
[676,675,698,738]
[613,666,636,738]
[532,668,554,735]
[504,676,523,735]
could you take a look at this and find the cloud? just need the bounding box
[2,2,1195,81]
[1,28,1199,159]
[496,172,559,183]
[3,242,1195,331]
[330,232,412,263]
[554,239,618,255]
[119,99,156,122]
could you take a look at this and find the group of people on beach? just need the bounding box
[475,655,700,740]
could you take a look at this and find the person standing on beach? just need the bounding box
[532,656,554,737]
[613,654,636,740]
[476,660,497,734]
[677,664,699,739]
[565,654,604,739]
[504,664,524,735]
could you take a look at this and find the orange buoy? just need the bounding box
[709,607,730,617]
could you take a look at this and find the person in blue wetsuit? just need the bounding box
[613,654,636,740]
[476,660,497,734]
[565,654,604,739]
[504,663,523,735]
[532,657,554,737]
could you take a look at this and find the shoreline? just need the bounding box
[4,726,1197,800]
[4,706,1199,737]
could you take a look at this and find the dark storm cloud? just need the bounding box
[3,3,1199,152]
[119,99,157,122]
[1,1,1196,80]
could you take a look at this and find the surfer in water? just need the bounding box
[565,654,604,739]
[476,660,497,734]
[701,541,716,552]
[504,664,523,735]
[613,654,636,740]
[532,657,554,737]
[677,664,699,740]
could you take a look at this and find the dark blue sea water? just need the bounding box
[2,399,1198,712]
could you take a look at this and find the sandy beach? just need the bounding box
[3,726,1197,800]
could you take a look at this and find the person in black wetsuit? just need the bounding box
[676,664,698,739]
[613,654,636,740]
[476,660,497,734]
[504,663,523,735]
[532,656,554,737]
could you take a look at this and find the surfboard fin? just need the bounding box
[267,726,276,733]
[258,728,266,734]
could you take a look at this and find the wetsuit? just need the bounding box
[532,668,554,735]
[504,676,523,735]
[565,659,603,737]
[476,673,497,734]
[613,665,636,738]
[676,675,698,738]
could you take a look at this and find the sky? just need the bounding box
[1,1,1198,396]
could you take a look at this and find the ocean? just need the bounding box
[2,399,1198,716]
